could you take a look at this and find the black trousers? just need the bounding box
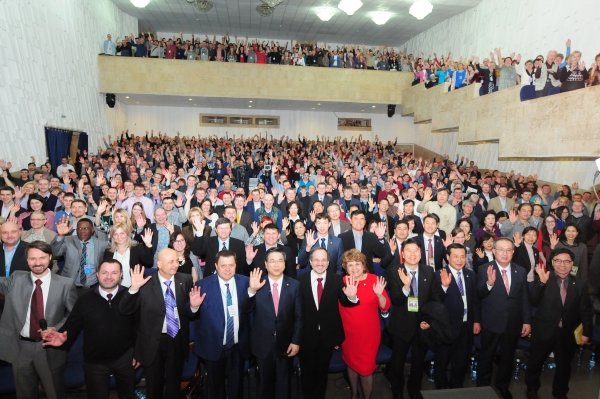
[476,328,518,391]
[434,323,473,389]
[525,326,577,396]
[144,333,185,399]
[256,340,294,399]
[389,329,428,398]
[83,347,135,399]
[298,338,334,399]
[203,344,245,399]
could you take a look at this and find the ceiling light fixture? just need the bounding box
[130,0,150,7]
[249,100,253,103]
[195,0,213,12]
[337,0,362,16]
[261,0,283,7]
[409,0,433,20]
[125,96,130,99]
[256,4,275,17]
[316,7,336,21]
[371,11,392,25]
[186,0,194,2]
[189,98,193,100]
[372,105,376,108]
[249,106,252,108]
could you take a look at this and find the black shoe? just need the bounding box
[497,388,513,399]
[525,390,538,399]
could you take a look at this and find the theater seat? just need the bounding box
[376,313,392,364]
[296,266,310,276]
[520,86,536,101]
[592,325,600,345]
[0,362,15,395]
[64,333,86,389]
[144,268,158,278]
[329,348,347,373]
[373,261,385,277]
[547,87,560,96]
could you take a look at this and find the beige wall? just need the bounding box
[98,56,414,105]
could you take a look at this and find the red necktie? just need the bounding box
[29,279,44,341]
[317,277,324,306]
[559,277,567,327]
[501,269,510,294]
[272,283,280,316]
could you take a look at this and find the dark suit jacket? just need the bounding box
[384,264,442,341]
[0,241,28,276]
[247,244,296,278]
[250,275,302,359]
[277,198,306,220]
[133,223,181,255]
[435,266,476,339]
[42,193,58,211]
[416,234,446,271]
[192,236,246,277]
[368,212,395,239]
[297,271,356,349]
[103,244,154,269]
[512,244,539,275]
[187,274,252,361]
[309,194,333,210]
[339,230,392,273]
[329,220,351,237]
[237,210,254,235]
[244,201,262,217]
[297,234,344,275]
[474,261,532,335]
[530,272,593,341]
[119,272,193,366]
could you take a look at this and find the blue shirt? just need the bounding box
[3,241,19,277]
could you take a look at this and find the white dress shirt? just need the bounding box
[99,286,119,302]
[316,234,328,250]
[218,276,239,345]
[20,271,52,338]
[158,273,180,332]
[402,266,419,297]
[310,270,327,310]
[268,276,283,299]
[113,248,132,287]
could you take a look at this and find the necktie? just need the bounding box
[107,293,113,308]
[29,279,44,341]
[317,277,324,306]
[398,242,404,264]
[320,238,326,249]
[225,283,235,348]
[236,212,241,224]
[427,238,433,262]
[79,242,88,286]
[410,271,418,297]
[272,282,280,316]
[222,242,227,251]
[456,271,465,296]
[164,281,179,338]
[501,269,510,294]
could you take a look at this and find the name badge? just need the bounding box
[570,265,579,277]
[296,257,299,264]
[173,308,180,320]
[408,297,419,312]
[228,305,238,317]
[84,264,93,274]
[428,257,435,268]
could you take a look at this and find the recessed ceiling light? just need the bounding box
[249,100,253,103]
[194,104,197,105]
[125,96,129,99]
[130,0,150,8]
[189,98,192,101]
[361,110,364,112]
[312,108,315,110]
[249,106,252,108]
[318,103,321,105]
[372,105,376,108]
[316,7,336,21]
[371,11,393,25]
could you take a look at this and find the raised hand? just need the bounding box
[305,230,318,250]
[475,247,484,259]
[174,195,184,207]
[55,216,73,236]
[140,228,153,247]
[250,221,259,235]
[309,210,316,222]
[374,222,386,239]
[486,265,496,286]
[189,286,206,309]
[165,222,174,234]
[118,189,126,202]
[549,232,559,249]
[245,244,258,263]
[373,276,387,296]
[422,187,433,202]
[248,267,266,294]
[440,268,452,287]
[513,231,522,246]
[388,238,397,254]
[396,207,404,219]
[535,264,549,284]
[398,267,412,290]
[508,209,518,224]
[342,275,358,299]
[442,234,453,248]
[14,186,22,200]
[130,264,152,291]
[134,214,147,229]
[282,217,290,231]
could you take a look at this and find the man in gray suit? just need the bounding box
[0,240,77,399]
[51,217,109,296]
[327,203,351,237]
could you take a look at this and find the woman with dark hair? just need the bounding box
[285,220,306,270]
[474,210,500,241]
[17,193,55,231]
[551,223,588,284]
[473,233,495,274]
[457,218,476,252]
[512,227,540,286]
[199,198,218,228]
[553,206,570,231]
[168,231,197,280]
[538,215,560,260]
[529,204,544,229]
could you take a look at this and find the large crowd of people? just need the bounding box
[0,131,598,399]
[103,32,599,95]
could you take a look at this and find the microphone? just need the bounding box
[39,319,48,331]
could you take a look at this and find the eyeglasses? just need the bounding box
[552,259,573,265]
[494,248,513,253]
[173,239,186,244]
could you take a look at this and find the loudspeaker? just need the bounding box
[106,93,116,108]
[388,104,396,118]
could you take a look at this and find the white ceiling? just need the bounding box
[116,93,390,113]
[111,0,481,46]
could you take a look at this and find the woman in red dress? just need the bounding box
[339,249,390,399]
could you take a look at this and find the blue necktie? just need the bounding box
[222,242,227,251]
[320,238,326,249]
[410,271,418,297]
[164,281,179,338]
[456,271,467,316]
[225,283,234,348]
[79,242,88,285]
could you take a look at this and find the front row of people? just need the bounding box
[0,237,593,399]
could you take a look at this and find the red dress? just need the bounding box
[339,273,391,376]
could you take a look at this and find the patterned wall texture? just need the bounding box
[401,0,599,188]
[0,0,136,168]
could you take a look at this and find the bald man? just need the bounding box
[119,249,195,399]
[1,222,29,276]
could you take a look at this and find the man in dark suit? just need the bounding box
[339,210,392,273]
[417,214,448,271]
[37,178,58,211]
[389,220,410,268]
[474,238,532,399]
[191,217,246,276]
[434,244,477,389]
[309,183,333,210]
[384,238,442,399]
[188,250,261,399]
[249,247,302,399]
[277,188,305,220]
[0,241,78,399]
[120,249,194,399]
[524,248,593,399]
[298,213,344,274]
[244,189,262,218]
[0,222,28,276]
[327,203,351,237]
[297,247,358,398]
[368,198,395,240]
[245,223,296,277]
[234,194,254,235]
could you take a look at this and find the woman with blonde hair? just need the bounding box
[560,50,590,92]
[16,181,38,208]
[182,207,211,244]
[103,223,153,287]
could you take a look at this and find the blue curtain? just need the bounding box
[77,132,89,156]
[45,128,73,171]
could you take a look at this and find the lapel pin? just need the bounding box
[286,283,289,286]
